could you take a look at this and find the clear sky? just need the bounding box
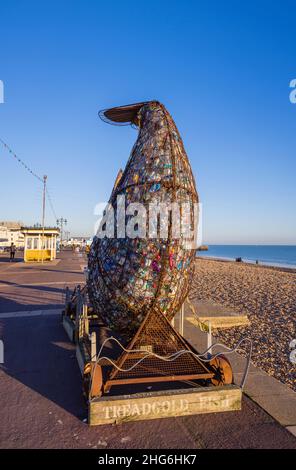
[0,0,295,243]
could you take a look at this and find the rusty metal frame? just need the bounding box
[102,307,214,394]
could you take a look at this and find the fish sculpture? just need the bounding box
[88,101,199,340]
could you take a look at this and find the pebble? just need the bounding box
[190,259,296,391]
[98,439,108,447]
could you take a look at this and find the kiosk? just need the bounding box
[22,227,59,262]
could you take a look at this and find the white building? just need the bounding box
[68,236,92,247]
[0,221,25,248]
[0,226,9,247]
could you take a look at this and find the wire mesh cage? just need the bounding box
[103,307,213,392]
[88,101,199,341]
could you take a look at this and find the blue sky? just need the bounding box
[0,0,295,243]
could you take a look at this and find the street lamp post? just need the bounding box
[41,175,47,264]
[64,231,70,244]
[56,217,67,250]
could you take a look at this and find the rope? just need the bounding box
[46,187,58,221]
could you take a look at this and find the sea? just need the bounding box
[197,245,296,269]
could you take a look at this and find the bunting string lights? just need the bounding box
[0,136,58,223]
[0,137,43,182]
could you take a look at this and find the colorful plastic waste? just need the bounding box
[88,101,198,339]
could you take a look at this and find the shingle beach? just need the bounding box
[190,258,296,391]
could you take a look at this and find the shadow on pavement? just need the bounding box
[0,296,64,312]
[0,283,67,313]
[0,256,23,264]
[0,314,86,419]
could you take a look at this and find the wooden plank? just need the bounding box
[89,385,242,425]
[62,315,75,343]
[187,315,249,329]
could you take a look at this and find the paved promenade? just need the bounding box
[0,251,86,313]
[0,251,295,448]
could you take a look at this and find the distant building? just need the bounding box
[0,221,25,248]
[0,226,9,247]
[68,237,92,247]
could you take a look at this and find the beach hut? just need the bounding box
[22,227,59,262]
